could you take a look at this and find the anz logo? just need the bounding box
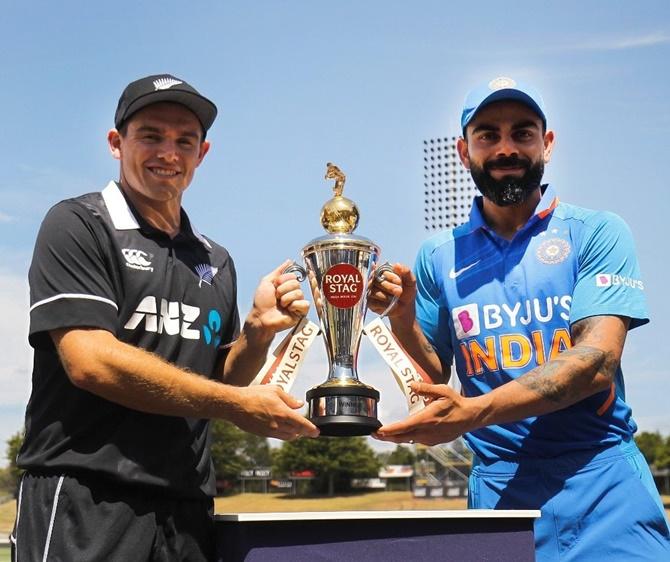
[124,296,222,346]
[202,310,222,347]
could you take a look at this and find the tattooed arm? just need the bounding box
[478,315,628,423]
[375,315,628,445]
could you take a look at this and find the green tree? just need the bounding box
[385,445,416,466]
[210,420,271,490]
[657,435,670,470]
[1,430,24,497]
[273,436,380,496]
[636,431,664,466]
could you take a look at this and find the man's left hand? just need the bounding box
[248,260,310,334]
[373,382,481,446]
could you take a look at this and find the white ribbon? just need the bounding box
[251,316,320,393]
[363,317,434,415]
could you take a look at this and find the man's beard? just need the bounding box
[470,156,544,207]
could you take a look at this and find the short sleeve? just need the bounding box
[220,256,241,350]
[414,240,454,369]
[29,200,119,347]
[569,211,648,330]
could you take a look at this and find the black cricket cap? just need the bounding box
[114,74,218,133]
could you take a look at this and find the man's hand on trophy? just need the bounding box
[248,260,310,334]
[228,385,320,440]
[373,382,478,446]
[368,263,417,322]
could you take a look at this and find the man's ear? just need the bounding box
[196,140,211,167]
[456,136,470,170]
[108,130,122,161]
[543,130,555,164]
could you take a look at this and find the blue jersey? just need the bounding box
[415,185,648,461]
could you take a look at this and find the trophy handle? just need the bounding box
[282,261,307,282]
[374,262,399,318]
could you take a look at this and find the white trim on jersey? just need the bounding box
[102,181,140,230]
[30,293,119,312]
[191,224,213,250]
[102,181,212,250]
[42,476,64,562]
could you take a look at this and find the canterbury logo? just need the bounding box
[153,77,183,90]
[122,248,154,271]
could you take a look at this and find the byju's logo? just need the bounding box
[595,273,644,290]
[452,304,480,340]
[596,274,611,287]
[122,248,154,272]
[202,309,222,347]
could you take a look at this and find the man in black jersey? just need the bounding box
[11,74,319,561]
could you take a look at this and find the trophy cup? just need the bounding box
[286,163,395,437]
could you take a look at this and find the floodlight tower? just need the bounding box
[422,136,477,232]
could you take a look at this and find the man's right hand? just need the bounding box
[227,385,320,440]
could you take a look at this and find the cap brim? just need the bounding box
[118,90,217,131]
[462,89,546,130]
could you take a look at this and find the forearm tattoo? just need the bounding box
[517,316,624,404]
[422,341,436,354]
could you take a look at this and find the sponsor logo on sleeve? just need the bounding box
[595,273,644,290]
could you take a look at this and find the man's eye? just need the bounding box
[143,134,161,142]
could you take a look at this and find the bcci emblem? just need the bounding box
[536,238,571,265]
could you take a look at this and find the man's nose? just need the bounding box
[495,135,519,157]
[157,141,180,162]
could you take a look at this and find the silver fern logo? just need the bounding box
[153,77,183,91]
[195,263,218,287]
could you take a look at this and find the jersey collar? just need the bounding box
[466,184,559,233]
[101,181,212,250]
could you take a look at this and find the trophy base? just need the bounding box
[306,384,381,437]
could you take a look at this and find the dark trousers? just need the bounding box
[11,472,215,561]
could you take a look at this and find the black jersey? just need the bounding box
[18,181,240,498]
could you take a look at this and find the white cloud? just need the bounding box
[0,210,15,223]
[555,31,670,53]
[473,31,670,58]
[635,415,670,435]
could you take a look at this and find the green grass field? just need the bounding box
[0,491,467,539]
[0,545,9,562]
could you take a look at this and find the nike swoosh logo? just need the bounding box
[448,260,481,279]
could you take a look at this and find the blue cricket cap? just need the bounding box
[461,76,546,132]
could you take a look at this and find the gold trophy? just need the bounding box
[286,163,394,436]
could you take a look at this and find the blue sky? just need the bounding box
[1,1,669,464]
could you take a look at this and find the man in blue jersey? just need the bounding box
[371,76,670,560]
